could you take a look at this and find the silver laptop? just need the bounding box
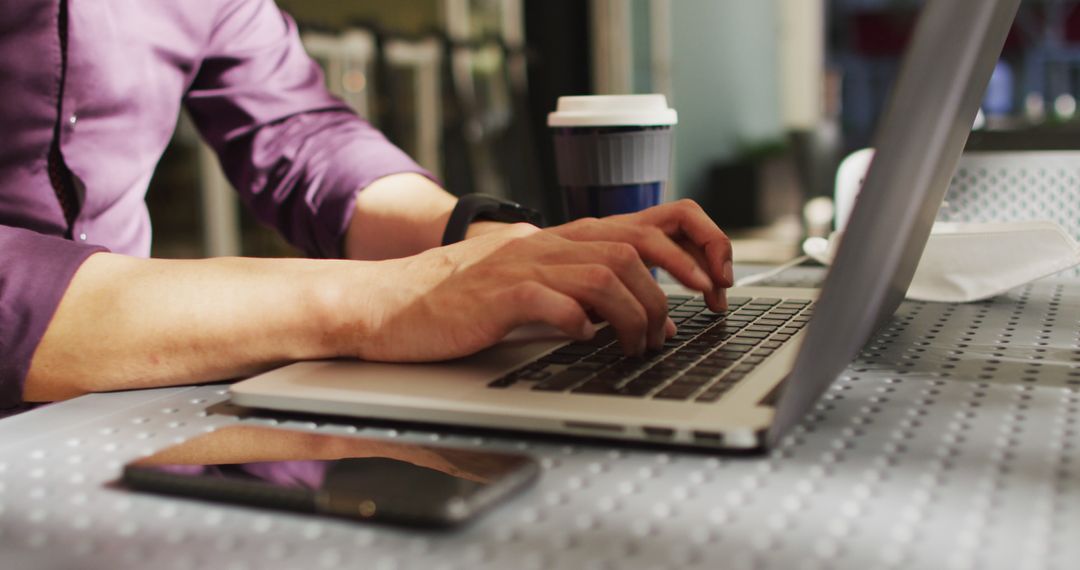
[231,0,1019,451]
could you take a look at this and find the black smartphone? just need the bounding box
[121,425,540,528]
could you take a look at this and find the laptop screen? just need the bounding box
[768,0,1021,444]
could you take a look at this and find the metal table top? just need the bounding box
[1,278,1078,570]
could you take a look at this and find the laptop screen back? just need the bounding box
[768,0,1021,444]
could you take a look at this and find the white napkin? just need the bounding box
[803,220,1080,303]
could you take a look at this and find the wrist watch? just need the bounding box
[441,194,544,246]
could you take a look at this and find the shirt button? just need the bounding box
[68,114,78,127]
[78,233,87,241]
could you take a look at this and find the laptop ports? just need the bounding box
[642,427,675,440]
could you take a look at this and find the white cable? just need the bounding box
[735,256,812,287]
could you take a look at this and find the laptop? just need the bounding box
[231,0,1020,451]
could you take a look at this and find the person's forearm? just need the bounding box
[344,173,510,260]
[23,253,365,402]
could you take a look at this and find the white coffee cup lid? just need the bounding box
[548,94,678,127]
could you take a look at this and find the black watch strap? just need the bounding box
[441,194,543,246]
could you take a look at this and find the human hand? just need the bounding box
[546,199,734,311]
[339,223,675,361]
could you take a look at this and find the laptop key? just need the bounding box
[654,384,699,400]
[533,368,593,392]
[683,367,718,378]
[698,333,732,344]
[695,390,727,403]
[726,297,752,306]
[520,370,553,381]
[701,352,735,364]
[619,379,661,397]
[569,361,606,371]
[488,375,517,388]
[672,373,712,385]
[696,381,735,401]
[572,381,623,395]
[553,344,598,356]
[539,352,581,365]
[598,345,626,357]
[584,353,621,365]
[581,326,618,347]
[689,365,726,377]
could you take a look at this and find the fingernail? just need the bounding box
[722,260,734,286]
[718,288,728,311]
[665,317,677,337]
[579,320,596,339]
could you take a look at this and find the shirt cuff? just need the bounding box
[314,136,438,259]
[0,226,107,408]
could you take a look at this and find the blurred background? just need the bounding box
[147,0,1080,262]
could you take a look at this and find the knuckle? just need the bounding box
[477,261,515,280]
[644,225,665,240]
[676,198,700,212]
[466,263,496,281]
[584,265,617,290]
[711,234,733,256]
[631,224,656,243]
[508,280,544,304]
[608,242,640,267]
[553,302,583,326]
[524,263,547,283]
[508,222,541,238]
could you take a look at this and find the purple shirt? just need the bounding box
[0,0,428,408]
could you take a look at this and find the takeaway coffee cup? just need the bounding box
[548,94,677,221]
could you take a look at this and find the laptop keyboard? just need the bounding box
[487,295,814,403]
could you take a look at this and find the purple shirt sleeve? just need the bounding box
[0,226,106,408]
[0,0,435,409]
[184,1,433,258]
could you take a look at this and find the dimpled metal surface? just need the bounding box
[1,279,1078,570]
